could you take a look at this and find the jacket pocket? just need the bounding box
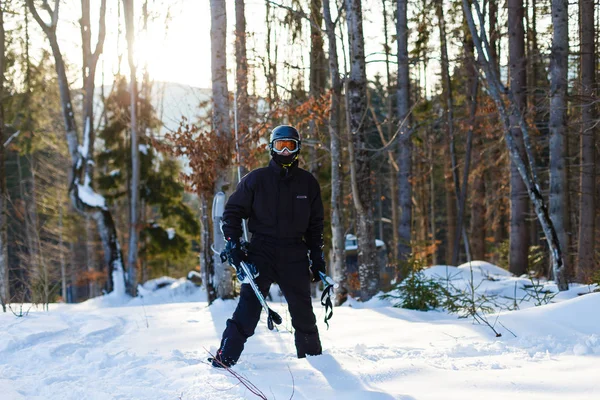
[293,193,311,233]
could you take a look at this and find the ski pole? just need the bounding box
[211,245,282,330]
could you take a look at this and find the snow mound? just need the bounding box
[134,278,206,306]
[140,276,178,292]
[80,277,206,309]
[421,265,460,280]
[457,260,512,277]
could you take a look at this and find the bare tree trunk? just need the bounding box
[123,0,139,296]
[507,0,530,276]
[436,0,463,265]
[548,0,570,279]
[235,0,249,177]
[382,0,399,262]
[470,125,486,260]
[488,0,500,76]
[308,0,326,176]
[345,0,379,300]
[488,0,505,258]
[462,0,568,290]
[59,202,67,301]
[576,0,596,282]
[210,0,233,299]
[27,0,126,295]
[444,173,456,263]
[429,134,437,265]
[86,216,98,296]
[0,2,7,311]
[323,0,347,305]
[397,0,412,264]
[458,24,478,264]
[200,196,216,303]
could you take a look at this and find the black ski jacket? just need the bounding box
[222,159,324,252]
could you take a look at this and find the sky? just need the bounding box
[26,0,426,93]
[1,260,599,399]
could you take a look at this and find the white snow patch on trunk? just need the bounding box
[166,228,175,240]
[77,183,107,208]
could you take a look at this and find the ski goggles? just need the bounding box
[271,139,300,153]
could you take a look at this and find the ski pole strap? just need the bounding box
[320,284,334,329]
[318,272,334,329]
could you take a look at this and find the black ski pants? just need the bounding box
[217,235,322,364]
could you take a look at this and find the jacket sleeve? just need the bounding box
[222,174,253,241]
[305,177,325,255]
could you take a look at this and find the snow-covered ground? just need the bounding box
[1,263,599,400]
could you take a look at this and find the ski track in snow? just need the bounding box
[1,280,599,399]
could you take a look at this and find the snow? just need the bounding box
[78,116,91,159]
[166,227,176,240]
[1,263,599,400]
[76,183,107,209]
[345,233,385,250]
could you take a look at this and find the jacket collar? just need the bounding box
[268,158,298,179]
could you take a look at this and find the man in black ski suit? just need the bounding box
[212,125,326,368]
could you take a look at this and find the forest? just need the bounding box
[0,0,598,311]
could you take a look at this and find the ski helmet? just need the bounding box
[269,125,301,166]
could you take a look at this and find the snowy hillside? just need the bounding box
[1,264,599,400]
[97,81,212,135]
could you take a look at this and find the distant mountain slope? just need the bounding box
[97,81,212,135]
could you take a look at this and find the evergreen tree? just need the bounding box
[97,77,199,281]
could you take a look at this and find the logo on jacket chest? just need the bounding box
[296,195,307,199]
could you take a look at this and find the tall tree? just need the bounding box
[576,0,596,282]
[435,0,467,265]
[323,0,347,305]
[235,0,249,177]
[396,0,412,263]
[308,0,327,174]
[210,0,234,299]
[0,0,7,311]
[462,0,568,290]
[507,0,529,276]
[345,0,378,300]
[26,0,127,295]
[458,15,478,264]
[123,0,139,296]
[548,0,570,278]
[82,0,100,298]
[382,0,399,262]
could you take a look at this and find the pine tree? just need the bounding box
[97,77,199,281]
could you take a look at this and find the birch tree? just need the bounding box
[576,0,596,282]
[345,0,378,300]
[323,0,347,305]
[548,0,570,278]
[210,0,234,299]
[123,0,139,296]
[396,0,412,263]
[26,0,127,295]
[462,0,568,290]
[0,0,7,311]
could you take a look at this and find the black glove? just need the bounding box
[224,237,246,266]
[309,249,326,283]
[224,238,258,283]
